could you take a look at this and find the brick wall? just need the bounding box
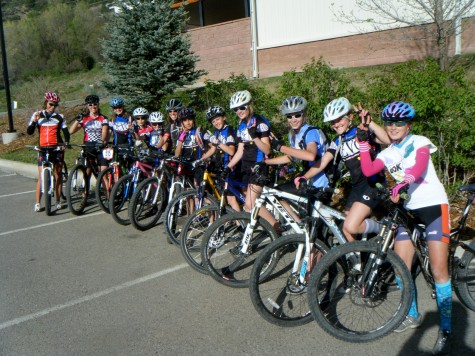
[189,17,475,81]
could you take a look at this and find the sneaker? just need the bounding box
[393,314,423,333]
[34,203,41,212]
[55,201,62,210]
[432,329,451,355]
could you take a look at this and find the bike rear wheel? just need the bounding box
[95,166,116,214]
[66,164,88,216]
[201,211,279,288]
[128,177,166,231]
[249,234,328,327]
[109,174,134,225]
[307,241,412,343]
[60,161,68,201]
[164,190,218,246]
[43,169,52,216]
[454,239,475,312]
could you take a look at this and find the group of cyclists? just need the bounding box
[27,90,453,355]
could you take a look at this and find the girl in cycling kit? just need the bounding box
[27,91,70,212]
[358,101,452,355]
[296,97,391,242]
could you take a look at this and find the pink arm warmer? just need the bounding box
[358,141,385,176]
[405,147,430,184]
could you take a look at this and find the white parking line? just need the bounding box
[0,174,16,178]
[0,211,105,237]
[0,190,36,199]
[0,263,188,330]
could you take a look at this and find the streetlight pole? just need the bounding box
[0,0,15,134]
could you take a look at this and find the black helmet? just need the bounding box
[178,107,196,120]
[166,98,183,112]
[85,94,100,105]
[206,106,226,122]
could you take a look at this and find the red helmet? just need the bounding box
[44,92,60,104]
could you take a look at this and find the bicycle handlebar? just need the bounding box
[375,182,410,201]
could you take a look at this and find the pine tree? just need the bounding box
[101,0,206,108]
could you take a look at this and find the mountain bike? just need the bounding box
[26,145,67,216]
[66,143,104,215]
[127,152,186,231]
[179,170,247,274]
[249,184,350,327]
[108,147,157,225]
[95,144,134,214]
[164,160,223,246]
[307,184,475,343]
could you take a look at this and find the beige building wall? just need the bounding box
[189,17,475,81]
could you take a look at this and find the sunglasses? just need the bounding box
[152,123,162,125]
[88,103,98,107]
[47,102,58,107]
[233,106,247,113]
[136,117,147,120]
[383,120,408,127]
[112,106,123,110]
[168,110,178,113]
[286,113,303,119]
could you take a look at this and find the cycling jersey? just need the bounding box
[110,115,133,146]
[179,128,204,161]
[327,126,383,187]
[209,125,237,168]
[288,123,328,188]
[163,123,181,150]
[136,125,153,145]
[376,134,448,210]
[79,115,109,143]
[27,111,68,147]
[236,115,270,170]
[149,127,164,148]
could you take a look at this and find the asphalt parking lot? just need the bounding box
[0,163,474,356]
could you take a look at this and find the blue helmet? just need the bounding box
[109,97,125,108]
[381,102,415,121]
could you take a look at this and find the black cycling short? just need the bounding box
[84,145,108,168]
[345,182,381,210]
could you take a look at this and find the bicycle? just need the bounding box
[164,160,223,246]
[248,184,350,327]
[26,145,68,216]
[108,147,157,225]
[66,143,104,215]
[307,184,475,343]
[179,171,247,273]
[127,152,186,231]
[95,144,134,214]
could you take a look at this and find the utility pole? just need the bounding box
[0,0,15,135]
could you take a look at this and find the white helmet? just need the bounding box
[149,111,164,124]
[281,96,307,115]
[323,97,352,122]
[133,107,148,117]
[230,90,252,109]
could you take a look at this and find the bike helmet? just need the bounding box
[281,96,307,115]
[133,107,149,117]
[109,97,125,108]
[323,97,352,122]
[166,98,183,112]
[381,101,415,121]
[85,94,100,105]
[206,106,226,122]
[229,90,252,109]
[44,91,60,104]
[149,111,165,124]
[178,107,196,120]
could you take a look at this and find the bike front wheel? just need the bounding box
[249,234,328,327]
[109,174,134,225]
[95,166,116,214]
[43,169,52,216]
[128,177,166,231]
[307,241,412,343]
[66,164,88,216]
[454,239,475,312]
[201,211,279,288]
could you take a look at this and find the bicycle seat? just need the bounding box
[459,185,475,192]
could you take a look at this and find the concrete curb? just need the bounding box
[0,159,38,179]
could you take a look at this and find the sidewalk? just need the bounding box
[0,159,37,179]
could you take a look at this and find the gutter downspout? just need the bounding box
[250,0,259,78]
[454,1,462,55]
